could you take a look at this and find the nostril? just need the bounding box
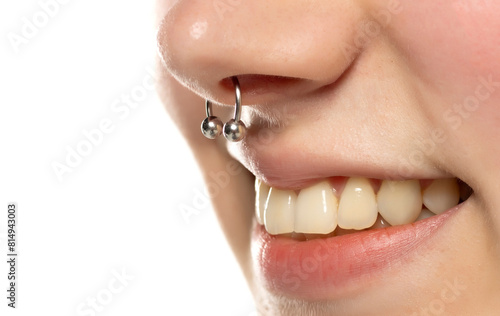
[219,75,311,98]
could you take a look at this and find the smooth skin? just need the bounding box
[156,1,500,315]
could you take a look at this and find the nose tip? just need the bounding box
[157,1,365,105]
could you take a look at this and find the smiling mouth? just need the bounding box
[255,177,472,238]
[216,73,477,301]
[251,175,473,300]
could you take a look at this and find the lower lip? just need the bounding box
[251,206,459,300]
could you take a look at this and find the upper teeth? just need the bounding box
[295,181,338,234]
[255,177,462,235]
[422,178,460,215]
[377,179,422,226]
[338,177,378,230]
[263,187,296,235]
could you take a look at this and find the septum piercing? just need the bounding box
[201,76,247,142]
[201,100,223,139]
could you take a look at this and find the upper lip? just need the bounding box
[220,72,456,190]
[227,113,453,191]
[229,136,452,190]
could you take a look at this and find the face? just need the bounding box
[156,0,500,314]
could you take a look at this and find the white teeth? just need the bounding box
[295,181,338,234]
[255,179,270,225]
[377,180,422,226]
[423,179,460,215]
[264,188,296,235]
[256,176,465,236]
[370,215,391,229]
[338,177,378,230]
[416,208,435,221]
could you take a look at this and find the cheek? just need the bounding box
[392,1,500,80]
[389,1,500,161]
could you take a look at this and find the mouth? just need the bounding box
[216,72,479,303]
[251,176,473,300]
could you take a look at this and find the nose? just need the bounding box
[157,0,373,105]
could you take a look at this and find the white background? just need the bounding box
[0,1,254,315]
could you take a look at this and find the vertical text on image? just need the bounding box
[6,203,18,308]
